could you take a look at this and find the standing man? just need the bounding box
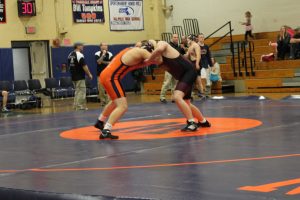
[68,42,93,111]
[186,34,202,94]
[160,34,184,103]
[94,40,157,139]
[0,90,10,113]
[146,40,211,131]
[95,42,113,106]
[180,35,189,54]
[198,33,213,96]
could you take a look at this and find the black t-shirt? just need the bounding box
[293,33,300,53]
[95,51,113,76]
[293,33,300,39]
[68,51,86,81]
[169,41,185,55]
[199,44,213,69]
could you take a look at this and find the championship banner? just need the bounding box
[0,0,6,23]
[72,0,104,23]
[109,0,144,31]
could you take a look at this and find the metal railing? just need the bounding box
[183,19,200,36]
[161,20,256,77]
[205,21,237,77]
[161,32,173,43]
[237,41,256,77]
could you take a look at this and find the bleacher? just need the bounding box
[144,29,300,95]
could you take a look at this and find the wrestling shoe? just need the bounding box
[100,129,119,140]
[197,120,211,128]
[181,121,198,132]
[94,120,104,130]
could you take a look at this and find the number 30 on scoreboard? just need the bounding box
[17,0,36,17]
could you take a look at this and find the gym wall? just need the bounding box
[165,0,300,36]
[0,0,166,84]
[0,0,166,48]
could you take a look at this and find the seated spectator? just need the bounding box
[290,27,300,59]
[277,26,291,60]
[210,58,222,83]
[261,42,277,62]
[0,90,10,113]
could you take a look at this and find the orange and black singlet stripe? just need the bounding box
[99,48,134,100]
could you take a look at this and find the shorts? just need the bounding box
[198,68,210,79]
[99,48,132,101]
[100,71,126,101]
[175,68,197,100]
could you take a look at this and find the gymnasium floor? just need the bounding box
[0,94,300,200]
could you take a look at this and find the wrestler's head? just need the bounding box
[187,34,197,43]
[140,40,157,52]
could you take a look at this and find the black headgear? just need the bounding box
[187,34,197,41]
[141,40,154,52]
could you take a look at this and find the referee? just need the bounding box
[95,42,113,106]
[68,42,93,111]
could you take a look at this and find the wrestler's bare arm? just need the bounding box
[194,43,201,70]
[147,41,168,63]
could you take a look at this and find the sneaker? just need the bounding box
[100,129,119,140]
[197,120,211,128]
[94,120,104,130]
[197,92,204,97]
[1,107,10,113]
[76,107,88,111]
[160,99,167,104]
[181,121,198,132]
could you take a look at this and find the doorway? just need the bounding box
[11,41,51,87]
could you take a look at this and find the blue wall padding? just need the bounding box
[0,44,136,92]
[51,44,135,91]
[0,48,14,81]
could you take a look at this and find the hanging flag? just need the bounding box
[109,0,144,31]
[72,0,105,23]
[0,0,6,23]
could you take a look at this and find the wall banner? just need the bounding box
[0,0,6,23]
[109,0,144,31]
[72,0,105,23]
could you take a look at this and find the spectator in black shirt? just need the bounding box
[290,27,300,59]
[68,42,93,110]
[95,43,113,106]
[180,35,188,54]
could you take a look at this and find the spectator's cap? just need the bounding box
[74,42,84,49]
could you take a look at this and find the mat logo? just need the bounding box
[60,118,262,141]
[114,122,182,135]
[239,178,300,196]
[119,7,134,15]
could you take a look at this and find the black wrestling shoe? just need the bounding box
[160,99,167,104]
[197,120,211,128]
[94,120,104,130]
[100,129,119,140]
[181,121,198,132]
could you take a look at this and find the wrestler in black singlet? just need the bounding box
[161,55,197,99]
